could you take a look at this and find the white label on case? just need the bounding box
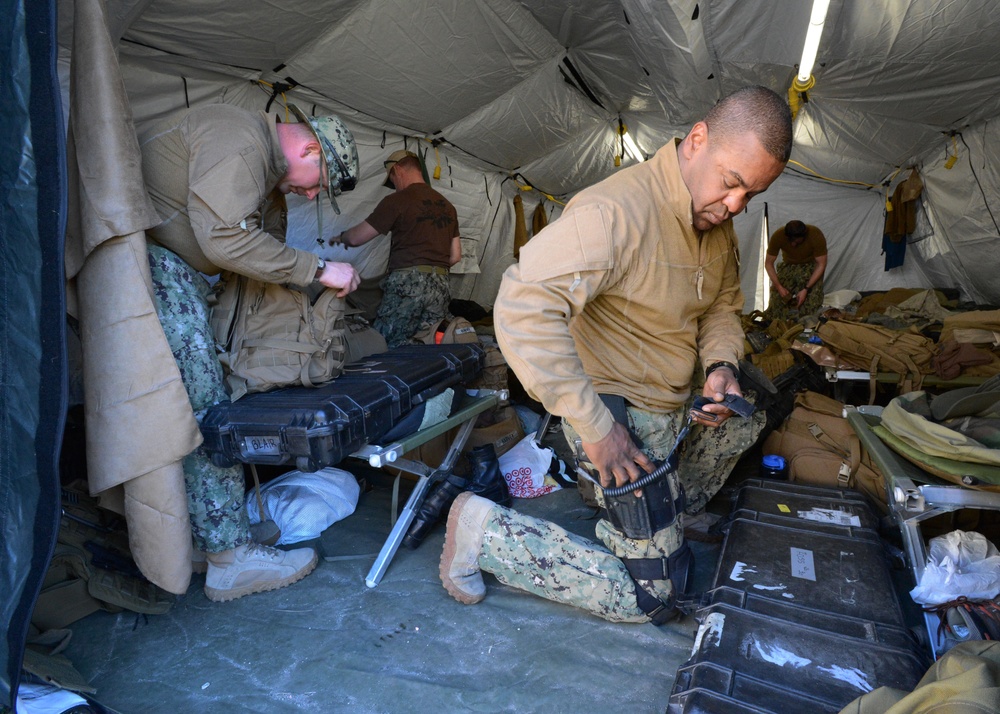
[798,508,862,527]
[243,435,281,457]
[691,612,726,656]
[790,547,816,581]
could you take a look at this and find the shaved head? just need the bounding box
[704,86,793,162]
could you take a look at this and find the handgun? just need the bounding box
[691,394,756,421]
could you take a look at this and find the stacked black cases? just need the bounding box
[669,480,928,714]
[200,344,484,472]
[725,479,881,534]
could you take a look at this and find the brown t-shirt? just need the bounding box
[365,183,458,270]
[766,224,827,264]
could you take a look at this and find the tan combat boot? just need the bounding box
[204,543,318,602]
[439,492,495,604]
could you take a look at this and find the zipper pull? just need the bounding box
[696,268,704,300]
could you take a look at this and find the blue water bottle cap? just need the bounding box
[762,454,786,469]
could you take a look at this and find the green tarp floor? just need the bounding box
[63,467,722,713]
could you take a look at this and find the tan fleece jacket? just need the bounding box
[140,104,319,288]
[494,141,745,444]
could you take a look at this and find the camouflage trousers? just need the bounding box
[478,504,650,623]
[147,244,251,553]
[474,397,764,623]
[766,261,824,321]
[374,268,450,349]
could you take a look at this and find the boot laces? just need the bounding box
[245,543,282,561]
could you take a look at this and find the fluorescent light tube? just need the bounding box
[621,129,645,163]
[798,0,831,82]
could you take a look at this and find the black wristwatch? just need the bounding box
[705,360,740,380]
[314,257,326,282]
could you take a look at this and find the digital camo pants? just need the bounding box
[374,269,450,349]
[477,504,651,623]
[766,261,824,321]
[473,398,764,623]
[147,244,251,553]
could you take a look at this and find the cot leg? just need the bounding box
[364,414,480,587]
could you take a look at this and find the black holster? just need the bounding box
[603,452,683,539]
[596,394,685,539]
[596,394,693,624]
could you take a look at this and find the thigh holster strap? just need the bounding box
[622,542,694,626]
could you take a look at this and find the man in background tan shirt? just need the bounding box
[764,219,828,319]
[438,87,792,624]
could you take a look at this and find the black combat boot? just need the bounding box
[466,444,512,507]
[402,472,469,550]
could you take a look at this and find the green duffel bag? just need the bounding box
[877,379,1000,490]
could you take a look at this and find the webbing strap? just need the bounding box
[806,420,859,487]
[903,353,924,393]
[633,586,675,625]
[243,337,323,354]
[621,543,692,626]
[868,354,880,405]
[598,393,644,449]
[623,557,672,581]
[807,422,847,458]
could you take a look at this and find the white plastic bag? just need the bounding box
[909,530,1000,605]
[245,467,360,545]
[498,432,561,498]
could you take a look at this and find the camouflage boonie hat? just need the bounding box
[288,104,359,214]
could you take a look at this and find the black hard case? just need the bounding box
[200,344,484,472]
[669,480,925,713]
[710,517,905,627]
[727,479,881,533]
[669,600,927,713]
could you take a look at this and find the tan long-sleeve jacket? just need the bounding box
[140,104,319,288]
[494,141,745,444]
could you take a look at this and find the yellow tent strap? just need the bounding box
[786,159,881,189]
[944,135,958,169]
[511,178,566,206]
[788,159,908,214]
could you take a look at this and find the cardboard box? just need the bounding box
[465,405,523,457]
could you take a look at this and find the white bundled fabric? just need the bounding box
[822,289,862,309]
[246,468,360,546]
[910,530,1000,605]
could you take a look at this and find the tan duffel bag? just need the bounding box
[762,390,888,511]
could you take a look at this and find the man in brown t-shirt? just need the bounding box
[764,219,828,319]
[337,151,461,348]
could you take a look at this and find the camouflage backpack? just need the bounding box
[211,272,347,400]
